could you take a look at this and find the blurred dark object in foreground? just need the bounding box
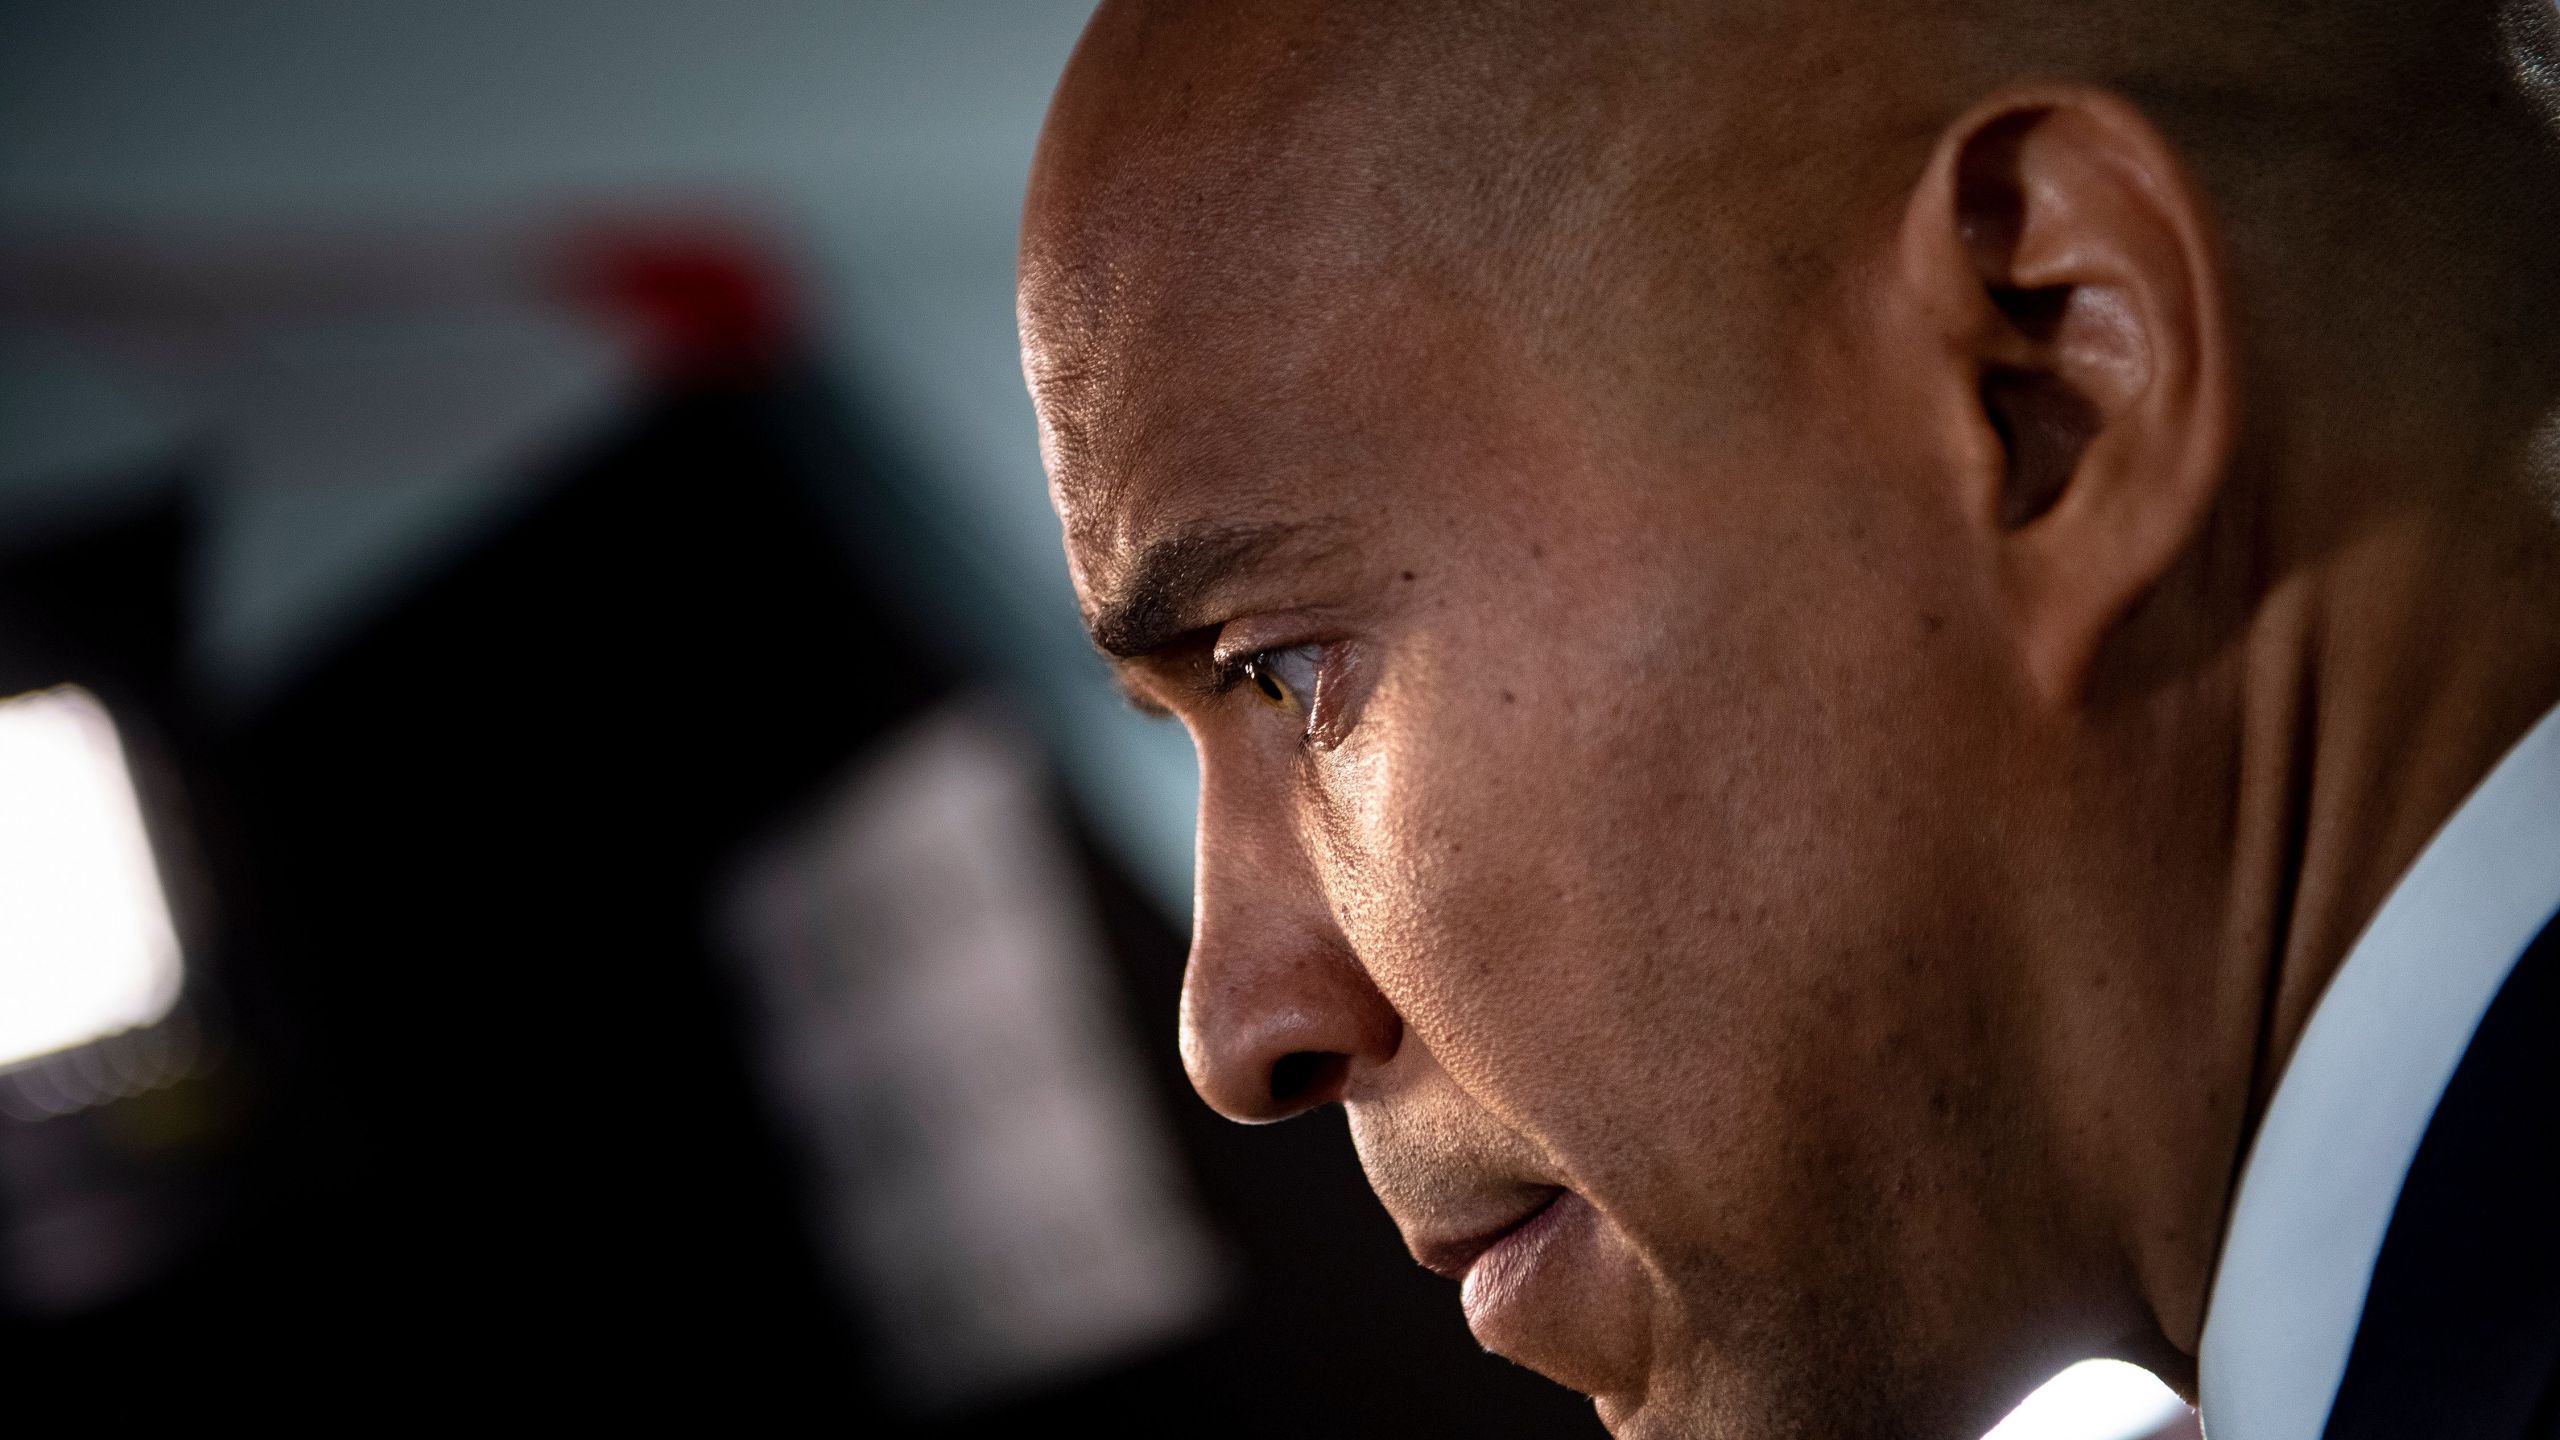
[0,355,1598,1435]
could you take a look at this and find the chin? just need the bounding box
[1593,1390,1702,1440]
[1588,1365,1699,1440]
[1590,1361,1919,1440]
[1592,1393,1650,1437]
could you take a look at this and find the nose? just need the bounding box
[1178,761,1403,1124]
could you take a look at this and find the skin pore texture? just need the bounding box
[1018,2,2560,1436]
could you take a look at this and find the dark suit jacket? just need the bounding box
[2323,909,2560,1438]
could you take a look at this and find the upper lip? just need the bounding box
[1407,1185,1566,1281]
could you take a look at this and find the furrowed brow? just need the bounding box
[1085,519,1332,661]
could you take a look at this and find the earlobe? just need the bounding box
[1898,86,2237,705]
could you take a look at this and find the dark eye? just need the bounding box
[1242,646,1320,714]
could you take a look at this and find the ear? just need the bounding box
[1891,86,2236,704]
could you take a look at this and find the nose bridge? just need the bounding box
[1180,747,1401,1123]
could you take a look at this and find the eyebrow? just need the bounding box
[1086,518,1337,662]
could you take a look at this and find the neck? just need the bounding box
[2249,507,2560,1111]
[2082,404,2560,1395]
[2135,450,2560,1380]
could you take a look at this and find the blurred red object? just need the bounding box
[556,219,798,385]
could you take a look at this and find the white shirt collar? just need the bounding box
[2198,699,2560,1438]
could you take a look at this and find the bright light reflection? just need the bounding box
[0,686,183,1070]
[1983,1360,2188,1440]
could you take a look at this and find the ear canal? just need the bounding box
[1958,117,2150,536]
[1957,115,2103,531]
[1984,357,2102,528]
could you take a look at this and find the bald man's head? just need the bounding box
[1026,0,2560,520]
[1020,3,2560,1435]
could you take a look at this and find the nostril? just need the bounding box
[1269,1050,1348,1112]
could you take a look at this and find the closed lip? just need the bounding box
[1409,1186,1567,1282]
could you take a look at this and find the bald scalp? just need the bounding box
[1023,0,2560,482]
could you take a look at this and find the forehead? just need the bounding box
[1036,268,1561,646]
[1017,5,1575,602]
[1024,176,1501,607]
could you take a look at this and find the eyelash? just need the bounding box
[1207,648,1280,700]
[1206,652,1251,696]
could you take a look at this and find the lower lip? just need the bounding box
[1457,1190,1649,1396]
[1459,1190,1577,1334]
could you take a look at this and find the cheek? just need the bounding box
[1302,599,1789,1150]
[1298,555,2021,1273]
